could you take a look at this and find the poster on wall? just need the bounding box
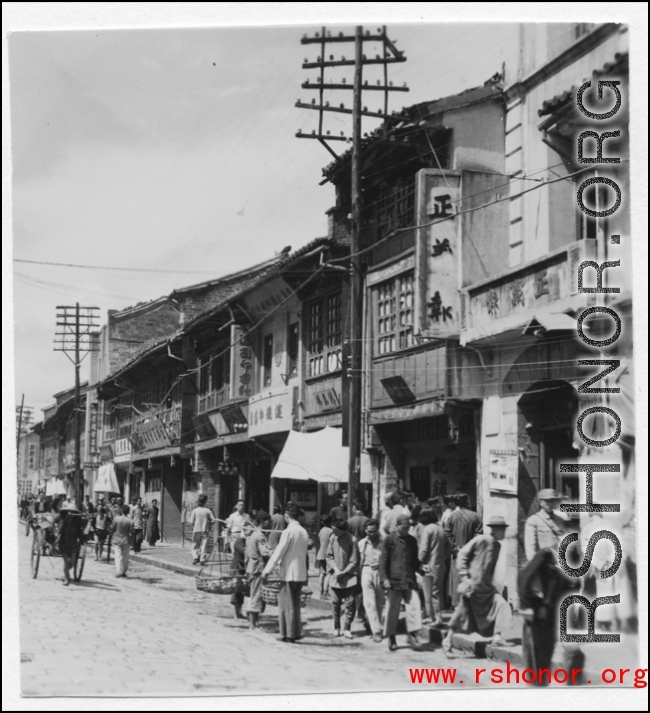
[488,449,519,494]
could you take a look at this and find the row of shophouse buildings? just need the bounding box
[19,23,634,604]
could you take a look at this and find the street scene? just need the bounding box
[8,10,643,702]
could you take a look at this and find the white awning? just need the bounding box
[45,477,67,496]
[271,427,349,483]
[94,463,121,493]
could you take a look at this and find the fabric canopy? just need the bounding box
[271,427,349,483]
[94,463,121,493]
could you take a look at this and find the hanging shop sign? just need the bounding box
[88,401,99,458]
[416,169,461,339]
[114,437,132,464]
[248,388,292,437]
[230,324,253,401]
[488,449,519,495]
[130,419,171,452]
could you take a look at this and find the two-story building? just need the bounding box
[455,22,631,602]
[323,82,509,517]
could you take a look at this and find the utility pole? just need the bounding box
[16,395,25,463]
[348,26,363,515]
[54,303,100,505]
[296,26,408,515]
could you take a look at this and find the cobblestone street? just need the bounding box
[17,527,479,697]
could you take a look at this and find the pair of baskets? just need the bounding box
[195,573,250,596]
[261,578,313,608]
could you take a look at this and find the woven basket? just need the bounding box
[195,574,249,596]
[261,580,313,608]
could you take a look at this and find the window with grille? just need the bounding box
[374,271,415,355]
[198,349,231,413]
[103,400,117,441]
[306,292,343,377]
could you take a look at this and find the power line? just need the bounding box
[14,259,218,274]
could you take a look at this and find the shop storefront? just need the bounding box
[371,412,478,507]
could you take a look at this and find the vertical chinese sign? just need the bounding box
[415,169,461,339]
[230,324,253,401]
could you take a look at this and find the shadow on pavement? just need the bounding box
[74,580,119,590]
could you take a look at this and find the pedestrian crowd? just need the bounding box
[22,483,636,680]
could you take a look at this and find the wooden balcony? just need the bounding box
[197,386,230,415]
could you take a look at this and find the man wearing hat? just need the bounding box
[245,511,272,629]
[53,501,86,586]
[442,515,513,656]
[524,489,571,562]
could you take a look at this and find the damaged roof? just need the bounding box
[321,82,504,180]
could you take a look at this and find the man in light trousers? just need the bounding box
[358,518,385,643]
[262,504,309,643]
[111,504,134,578]
[189,494,216,565]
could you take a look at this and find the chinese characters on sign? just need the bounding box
[464,246,582,331]
[248,389,292,437]
[130,419,172,453]
[230,324,253,400]
[417,170,461,339]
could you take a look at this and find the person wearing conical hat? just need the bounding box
[53,501,86,586]
[442,515,513,657]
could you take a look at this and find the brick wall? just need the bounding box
[326,207,352,243]
[109,302,180,374]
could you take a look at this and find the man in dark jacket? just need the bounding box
[379,514,425,651]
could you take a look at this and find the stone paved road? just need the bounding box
[18,527,478,697]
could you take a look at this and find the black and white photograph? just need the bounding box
[3,4,647,707]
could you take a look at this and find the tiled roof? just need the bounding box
[538,52,628,117]
[98,238,340,387]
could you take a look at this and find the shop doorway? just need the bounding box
[247,459,272,514]
[517,380,579,560]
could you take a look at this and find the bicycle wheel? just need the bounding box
[73,542,86,582]
[30,530,42,579]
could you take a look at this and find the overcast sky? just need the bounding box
[9,22,522,416]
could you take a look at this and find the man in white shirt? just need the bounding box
[358,518,385,643]
[189,494,216,565]
[225,499,252,549]
[262,504,309,643]
[381,491,406,536]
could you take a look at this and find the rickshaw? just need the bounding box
[30,509,88,582]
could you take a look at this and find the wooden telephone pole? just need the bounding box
[296,26,408,515]
[54,303,100,505]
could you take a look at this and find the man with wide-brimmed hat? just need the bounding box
[53,501,86,586]
[524,488,571,562]
[442,515,513,656]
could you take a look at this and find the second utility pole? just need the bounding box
[347,26,363,515]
